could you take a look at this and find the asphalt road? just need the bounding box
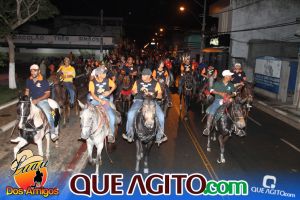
[82,92,300,184]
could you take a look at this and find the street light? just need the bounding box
[159,28,164,32]
[179,6,185,12]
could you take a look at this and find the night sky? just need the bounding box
[50,0,217,46]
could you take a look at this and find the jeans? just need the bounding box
[178,76,184,94]
[63,82,75,104]
[88,95,116,136]
[126,99,165,140]
[206,99,222,115]
[37,100,55,133]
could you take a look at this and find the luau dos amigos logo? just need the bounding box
[6,149,59,197]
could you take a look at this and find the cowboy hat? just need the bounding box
[11,149,44,171]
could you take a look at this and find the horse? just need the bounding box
[50,72,79,126]
[78,100,121,174]
[133,94,158,174]
[235,82,254,111]
[11,95,60,159]
[179,72,196,120]
[116,74,133,116]
[197,76,215,114]
[206,97,246,164]
[157,77,169,116]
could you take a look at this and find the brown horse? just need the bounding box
[116,74,133,115]
[49,72,78,126]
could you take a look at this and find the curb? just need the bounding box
[0,99,18,111]
[253,100,300,130]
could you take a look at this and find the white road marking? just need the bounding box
[280,138,300,153]
[248,116,262,126]
[0,99,18,111]
[0,120,17,133]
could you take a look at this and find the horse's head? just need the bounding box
[230,99,246,129]
[122,75,132,90]
[78,100,97,140]
[237,82,254,105]
[141,97,156,129]
[17,95,31,129]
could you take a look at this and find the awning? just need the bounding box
[201,47,225,53]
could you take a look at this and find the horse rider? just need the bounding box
[125,56,138,80]
[122,68,168,145]
[57,57,76,108]
[201,65,218,89]
[25,64,57,141]
[152,61,173,107]
[87,66,117,143]
[178,56,192,95]
[203,70,235,136]
[231,63,247,88]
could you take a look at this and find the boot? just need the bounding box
[203,115,213,136]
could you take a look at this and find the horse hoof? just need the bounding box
[179,105,182,110]
[217,158,226,164]
[144,168,149,174]
[184,117,188,121]
[207,148,211,152]
[135,168,139,172]
[212,137,216,141]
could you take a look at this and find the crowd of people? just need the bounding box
[20,44,249,147]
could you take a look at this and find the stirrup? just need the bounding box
[203,128,209,136]
[122,133,133,143]
[155,135,168,144]
[108,135,115,143]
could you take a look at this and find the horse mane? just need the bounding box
[134,100,157,143]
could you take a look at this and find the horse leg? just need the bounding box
[217,134,226,163]
[135,140,142,172]
[201,102,204,114]
[45,132,50,159]
[143,143,151,174]
[95,141,104,175]
[212,130,217,141]
[179,93,182,111]
[86,139,94,164]
[36,138,44,157]
[55,126,59,148]
[13,137,28,159]
[207,132,211,152]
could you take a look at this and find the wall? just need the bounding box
[230,0,300,81]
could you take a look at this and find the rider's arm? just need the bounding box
[180,64,184,75]
[152,70,157,80]
[155,82,162,99]
[213,70,218,79]
[108,79,117,95]
[201,68,207,78]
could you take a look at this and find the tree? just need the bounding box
[0,0,59,89]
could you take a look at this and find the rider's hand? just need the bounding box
[102,91,111,97]
[32,99,39,105]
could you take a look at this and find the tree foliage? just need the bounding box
[0,0,59,37]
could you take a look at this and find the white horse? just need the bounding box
[78,100,112,175]
[11,95,61,159]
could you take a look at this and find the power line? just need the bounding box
[213,0,264,15]
[216,20,299,35]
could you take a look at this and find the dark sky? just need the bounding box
[50,0,217,46]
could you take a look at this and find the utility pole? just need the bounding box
[100,9,103,61]
[200,0,207,61]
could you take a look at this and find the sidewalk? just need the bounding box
[253,93,300,130]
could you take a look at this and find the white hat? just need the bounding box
[234,63,241,67]
[30,64,39,70]
[222,70,234,77]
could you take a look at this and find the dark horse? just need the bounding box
[157,77,169,117]
[49,72,79,126]
[206,97,246,164]
[133,94,158,173]
[116,74,133,116]
[179,72,196,120]
[197,76,215,114]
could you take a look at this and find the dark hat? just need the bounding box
[142,68,152,75]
